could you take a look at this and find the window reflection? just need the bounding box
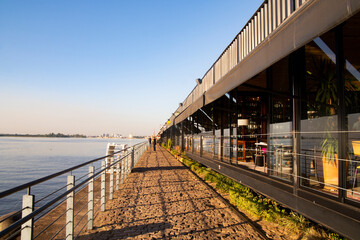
[301,30,339,195]
[344,12,360,201]
[268,56,293,182]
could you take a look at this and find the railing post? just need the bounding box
[124,152,128,179]
[66,175,75,240]
[131,147,135,170]
[121,151,125,184]
[109,155,114,200]
[21,191,34,240]
[116,154,120,190]
[125,151,128,178]
[101,161,106,212]
[88,166,94,230]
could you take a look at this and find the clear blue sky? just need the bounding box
[0,0,263,136]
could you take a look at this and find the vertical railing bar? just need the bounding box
[252,19,255,50]
[254,15,258,48]
[230,45,232,69]
[126,151,129,179]
[278,0,282,24]
[121,151,125,184]
[242,29,245,59]
[259,10,262,43]
[132,147,135,170]
[236,34,240,64]
[253,18,256,49]
[256,14,260,46]
[264,3,268,38]
[257,12,261,45]
[248,22,251,52]
[100,161,106,212]
[66,175,75,240]
[21,192,34,240]
[272,0,277,31]
[87,166,94,230]
[239,32,242,61]
[268,0,272,35]
[124,152,127,179]
[244,26,247,56]
[260,8,264,43]
[116,155,120,191]
[272,0,275,31]
[109,155,114,200]
[246,25,249,55]
[286,0,291,18]
[249,20,253,51]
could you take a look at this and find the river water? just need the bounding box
[0,137,144,215]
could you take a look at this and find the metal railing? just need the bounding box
[182,131,360,199]
[0,141,148,240]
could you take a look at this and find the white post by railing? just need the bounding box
[131,147,135,170]
[109,155,114,200]
[66,175,75,240]
[88,166,94,230]
[101,161,106,212]
[125,150,127,178]
[125,151,129,178]
[121,150,125,184]
[21,192,34,240]
[116,154,120,190]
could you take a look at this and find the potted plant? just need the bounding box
[321,120,339,189]
[310,57,359,189]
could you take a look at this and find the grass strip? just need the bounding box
[162,144,345,240]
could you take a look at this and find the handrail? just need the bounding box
[0,140,148,239]
[0,141,144,199]
[0,151,126,237]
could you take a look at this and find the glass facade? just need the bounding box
[343,13,360,201]
[268,57,293,181]
[300,30,339,195]
[161,11,360,208]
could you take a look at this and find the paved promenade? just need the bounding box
[79,146,264,239]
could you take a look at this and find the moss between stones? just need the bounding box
[161,144,345,240]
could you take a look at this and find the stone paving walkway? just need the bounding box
[78,146,263,239]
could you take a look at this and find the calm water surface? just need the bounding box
[0,137,144,215]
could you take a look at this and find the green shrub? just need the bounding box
[167,139,172,149]
[162,145,343,239]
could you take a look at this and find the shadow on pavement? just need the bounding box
[78,222,172,239]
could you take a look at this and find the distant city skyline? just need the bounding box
[0,0,263,136]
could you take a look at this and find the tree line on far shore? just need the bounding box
[0,133,87,138]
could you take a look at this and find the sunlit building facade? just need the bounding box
[160,0,360,238]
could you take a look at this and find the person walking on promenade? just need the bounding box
[153,137,156,151]
[148,137,151,149]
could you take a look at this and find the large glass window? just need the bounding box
[215,129,221,159]
[192,112,202,154]
[344,12,360,202]
[174,124,181,147]
[232,70,268,172]
[212,96,230,161]
[199,105,215,158]
[185,116,193,152]
[223,94,233,163]
[300,30,339,195]
[237,95,262,165]
[268,57,293,182]
[182,118,192,151]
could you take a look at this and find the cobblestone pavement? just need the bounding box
[78,146,264,239]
